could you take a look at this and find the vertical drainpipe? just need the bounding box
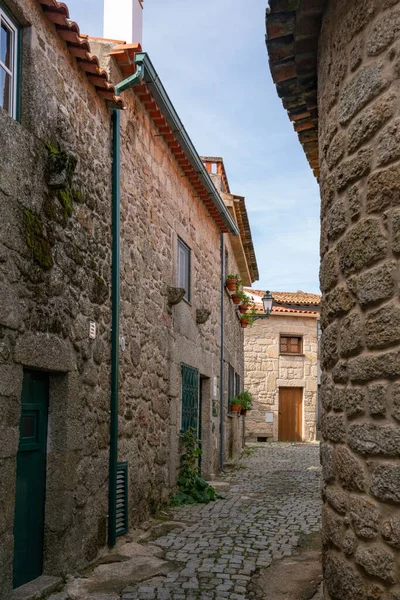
[220,233,225,470]
[108,108,121,548]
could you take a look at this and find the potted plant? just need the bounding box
[237,391,253,416]
[226,274,239,292]
[230,397,242,413]
[240,314,251,328]
[239,292,251,314]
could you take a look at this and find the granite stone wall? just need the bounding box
[318,0,400,596]
[0,4,247,597]
[244,314,318,442]
[0,0,113,596]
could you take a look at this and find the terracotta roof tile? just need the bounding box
[37,0,125,109]
[248,288,321,305]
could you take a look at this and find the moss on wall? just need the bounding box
[22,208,53,270]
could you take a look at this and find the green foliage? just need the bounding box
[237,391,253,411]
[22,208,53,270]
[230,396,242,407]
[58,189,73,218]
[239,291,251,306]
[226,273,239,281]
[170,428,217,506]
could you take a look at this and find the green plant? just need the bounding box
[170,428,217,506]
[230,396,242,406]
[237,391,253,411]
[226,273,239,281]
[235,279,244,292]
[239,292,251,306]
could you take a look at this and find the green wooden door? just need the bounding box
[13,371,49,589]
[181,364,199,433]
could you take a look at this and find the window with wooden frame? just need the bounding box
[280,335,303,355]
[0,5,19,119]
[177,238,191,302]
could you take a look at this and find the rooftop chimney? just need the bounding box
[103,0,143,45]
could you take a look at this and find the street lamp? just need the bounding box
[251,290,274,321]
[262,291,274,317]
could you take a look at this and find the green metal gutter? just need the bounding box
[126,52,239,236]
[108,108,121,548]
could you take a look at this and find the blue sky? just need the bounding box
[66,0,321,294]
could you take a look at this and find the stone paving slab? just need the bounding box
[121,443,322,600]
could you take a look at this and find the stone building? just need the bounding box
[244,290,320,443]
[0,0,258,596]
[266,0,400,597]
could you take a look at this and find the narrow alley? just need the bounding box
[54,444,321,600]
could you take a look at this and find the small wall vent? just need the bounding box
[116,462,128,537]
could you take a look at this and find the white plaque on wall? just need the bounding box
[265,412,274,423]
[213,376,218,398]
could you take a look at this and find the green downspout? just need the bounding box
[108,68,144,549]
[108,108,121,549]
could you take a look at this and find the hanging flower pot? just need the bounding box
[231,293,241,305]
[226,278,238,292]
[240,320,248,328]
[230,403,242,413]
[239,304,250,314]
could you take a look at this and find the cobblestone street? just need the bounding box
[121,443,321,600]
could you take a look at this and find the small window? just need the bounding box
[228,363,235,408]
[280,335,303,355]
[0,6,18,119]
[178,238,191,302]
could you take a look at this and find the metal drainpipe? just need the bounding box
[220,233,225,470]
[108,108,121,549]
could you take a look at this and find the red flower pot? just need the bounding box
[226,280,237,292]
[231,404,242,412]
[240,320,248,328]
[239,305,249,314]
[231,294,241,305]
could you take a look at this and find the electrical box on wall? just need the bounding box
[213,376,217,398]
[265,412,274,423]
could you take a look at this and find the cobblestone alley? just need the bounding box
[57,443,321,600]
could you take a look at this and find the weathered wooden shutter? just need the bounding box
[116,462,128,537]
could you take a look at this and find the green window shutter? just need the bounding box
[181,363,199,433]
[116,462,128,537]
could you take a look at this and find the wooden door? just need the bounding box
[13,371,49,589]
[278,387,303,442]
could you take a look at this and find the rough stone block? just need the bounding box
[348,350,400,382]
[347,185,362,221]
[14,332,75,372]
[367,163,400,213]
[368,384,387,417]
[342,530,357,557]
[332,360,349,384]
[324,552,365,600]
[371,464,400,502]
[348,91,396,154]
[365,304,400,349]
[377,118,400,166]
[334,446,366,491]
[320,250,339,293]
[349,496,379,539]
[322,414,346,443]
[321,286,355,328]
[356,260,396,307]
[337,218,387,276]
[325,486,348,515]
[345,389,365,418]
[320,322,339,369]
[367,9,400,56]
[326,134,346,170]
[339,313,363,358]
[336,148,372,192]
[320,443,335,483]
[348,422,400,456]
[0,364,23,397]
[355,545,395,583]
[332,388,345,412]
[339,64,385,125]
[392,210,400,253]
[327,200,347,240]
[323,504,345,548]
[382,516,400,549]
